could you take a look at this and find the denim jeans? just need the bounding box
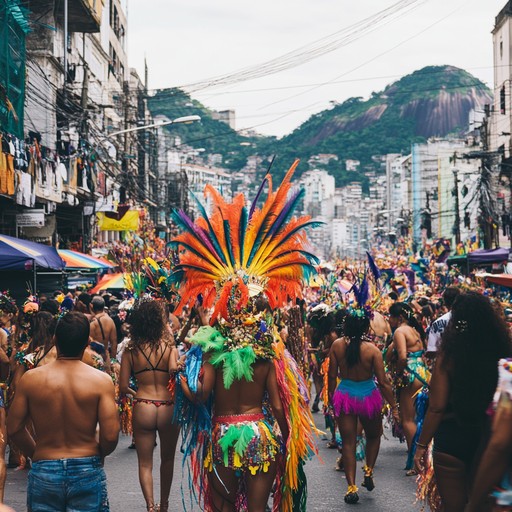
[28,456,109,512]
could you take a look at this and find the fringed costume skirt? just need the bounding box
[205,413,281,475]
[332,379,383,419]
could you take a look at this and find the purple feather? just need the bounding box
[172,210,219,259]
[366,251,381,280]
[249,175,268,221]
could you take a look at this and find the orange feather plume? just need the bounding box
[170,160,321,321]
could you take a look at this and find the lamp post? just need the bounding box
[102,115,201,140]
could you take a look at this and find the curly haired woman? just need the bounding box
[120,300,179,512]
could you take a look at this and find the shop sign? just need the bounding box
[16,210,45,228]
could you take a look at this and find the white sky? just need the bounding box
[127,0,507,137]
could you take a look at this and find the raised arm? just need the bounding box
[6,374,35,459]
[97,374,120,459]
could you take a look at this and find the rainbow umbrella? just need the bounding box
[90,273,126,293]
[58,249,114,269]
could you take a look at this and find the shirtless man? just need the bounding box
[7,312,119,511]
[89,296,117,372]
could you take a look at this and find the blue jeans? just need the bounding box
[28,456,109,511]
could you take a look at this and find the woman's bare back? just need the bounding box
[330,338,379,382]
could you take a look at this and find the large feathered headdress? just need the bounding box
[170,159,321,323]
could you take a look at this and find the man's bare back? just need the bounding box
[8,359,118,461]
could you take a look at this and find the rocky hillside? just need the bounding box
[148,66,492,185]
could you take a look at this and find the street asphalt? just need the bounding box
[4,417,423,511]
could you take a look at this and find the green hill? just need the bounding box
[148,66,492,185]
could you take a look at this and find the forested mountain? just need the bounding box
[148,66,492,185]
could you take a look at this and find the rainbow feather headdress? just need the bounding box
[170,159,321,323]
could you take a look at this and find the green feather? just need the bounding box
[190,326,226,353]
[218,425,242,465]
[234,424,256,455]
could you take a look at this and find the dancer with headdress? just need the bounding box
[170,160,320,512]
[328,279,399,505]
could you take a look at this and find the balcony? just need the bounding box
[29,0,103,33]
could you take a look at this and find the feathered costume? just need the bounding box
[170,160,321,512]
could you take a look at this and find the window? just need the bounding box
[500,40,504,58]
[501,85,506,115]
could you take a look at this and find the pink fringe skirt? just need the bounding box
[332,379,383,419]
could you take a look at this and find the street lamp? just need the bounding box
[103,115,201,139]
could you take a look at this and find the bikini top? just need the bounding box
[132,345,169,375]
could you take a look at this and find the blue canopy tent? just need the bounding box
[0,234,65,292]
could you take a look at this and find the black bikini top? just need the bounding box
[132,345,168,375]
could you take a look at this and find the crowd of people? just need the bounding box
[0,278,511,511]
[2,161,512,512]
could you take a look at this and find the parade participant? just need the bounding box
[0,294,15,502]
[368,310,392,351]
[426,286,460,357]
[119,299,179,512]
[307,304,336,414]
[466,356,512,511]
[329,304,399,504]
[171,160,319,512]
[6,311,119,511]
[10,311,57,395]
[74,292,92,318]
[414,292,512,512]
[89,296,117,372]
[387,302,428,473]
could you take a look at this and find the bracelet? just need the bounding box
[416,441,428,449]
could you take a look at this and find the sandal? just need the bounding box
[326,439,338,449]
[361,465,375,491]
[405,469,417,476]
[335,456,344,472]
[344,485,359,504]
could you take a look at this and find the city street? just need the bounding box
[4,420,422,511]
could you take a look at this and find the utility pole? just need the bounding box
[453,168,461,245]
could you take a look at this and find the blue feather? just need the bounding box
[239,206,248,264]
[268,187,304,237]
[223,220,235,267]
[188,191,228,266]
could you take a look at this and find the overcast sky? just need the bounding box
[127,0,507,137]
